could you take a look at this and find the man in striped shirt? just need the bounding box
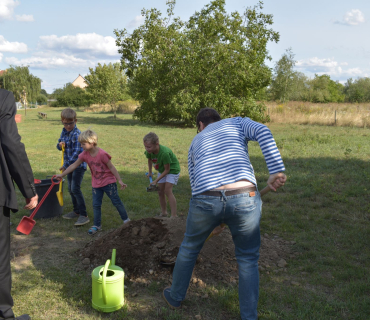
[163,108,286,320]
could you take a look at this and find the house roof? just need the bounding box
[72,74,88,89]
[72,74,86,83]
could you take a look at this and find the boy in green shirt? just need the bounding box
[143,132,180,218]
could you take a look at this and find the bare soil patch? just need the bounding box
[80,217,296,285]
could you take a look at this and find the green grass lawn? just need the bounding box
[10,107,370,319]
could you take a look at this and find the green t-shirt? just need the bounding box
[145,145,180,174]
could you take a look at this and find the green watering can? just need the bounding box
[91,249,125,312]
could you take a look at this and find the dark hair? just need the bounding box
[196,108,221,130]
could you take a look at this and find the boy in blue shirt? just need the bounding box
[56,108,89,226]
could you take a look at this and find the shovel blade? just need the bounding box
[16,216,36,235]
[147,186,159,192]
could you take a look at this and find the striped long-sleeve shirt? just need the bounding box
[56,126,87,170]
[188,117,285,196]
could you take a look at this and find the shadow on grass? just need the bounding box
[10,170,193,319]
[10,154,370,319]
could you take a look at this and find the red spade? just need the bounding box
[17,176,61,235]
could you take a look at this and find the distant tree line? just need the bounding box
[51,63,129,116]
[266,48,370,103]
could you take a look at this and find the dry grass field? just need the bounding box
[265,101,370,128]
[84,100,139,114]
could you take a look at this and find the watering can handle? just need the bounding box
[102,259,110,305]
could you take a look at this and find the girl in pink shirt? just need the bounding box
[56,130,130,234]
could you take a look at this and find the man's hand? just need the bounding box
[59,142,65,148]
[24,194,38,210]
[267,172,287,192]
[118,180,127,190]
[59,166,65,172]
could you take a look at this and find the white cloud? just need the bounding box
[0,35,27,53]
[16,14,34,22]
[5,53,94,69]
[296,57,369,79]
[0,52,3,62]
[0,0,19,21]
[334,9,365,26]
[38,33,119,57]
[296,57,339,70]
[127,15,145,28]
[5,51,120,70]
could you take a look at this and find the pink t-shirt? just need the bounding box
[78,148,117,188]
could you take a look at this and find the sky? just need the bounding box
[0,0,369,93]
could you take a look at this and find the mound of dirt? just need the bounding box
[79,217,296,285]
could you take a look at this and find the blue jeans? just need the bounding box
[67,167,87,217]
[170,191,262,320]
[92,183,128,227]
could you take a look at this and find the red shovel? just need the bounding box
[17,176,61,235]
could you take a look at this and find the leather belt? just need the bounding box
[200,186,257,197]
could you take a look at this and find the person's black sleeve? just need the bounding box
[0,91,36,199]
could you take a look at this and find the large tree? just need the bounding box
[84,63,127,118]
[115,0,279,125]
[307,74,345,103]
[270,48,296,102]
[52,83,91,107]
[2,66,41,115]
[344,77,370,103]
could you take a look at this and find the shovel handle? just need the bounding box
[29,176,61,220]
[58,146,64,192]
[145,172,153,184]
[60,145,65,169]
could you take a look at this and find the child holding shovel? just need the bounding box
[56,129,130,235]
[57,108,89,226]
[143,132,180,218]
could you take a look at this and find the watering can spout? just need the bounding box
[111,249,116,266]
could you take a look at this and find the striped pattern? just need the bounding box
[188,117,285,195]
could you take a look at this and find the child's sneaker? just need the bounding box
[88,225,101,235]
[74,215,90,226]
[63,211,79,219]
[123,218,131,224]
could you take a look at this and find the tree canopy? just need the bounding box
[269,49,345,103]
[270,48,296,102]
[344,77,370,103]
[115,0,279,125]
[1,66,41,104]
[84,63,128,118]
[52,83,91,107]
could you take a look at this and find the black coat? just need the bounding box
[0,89,36,212]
